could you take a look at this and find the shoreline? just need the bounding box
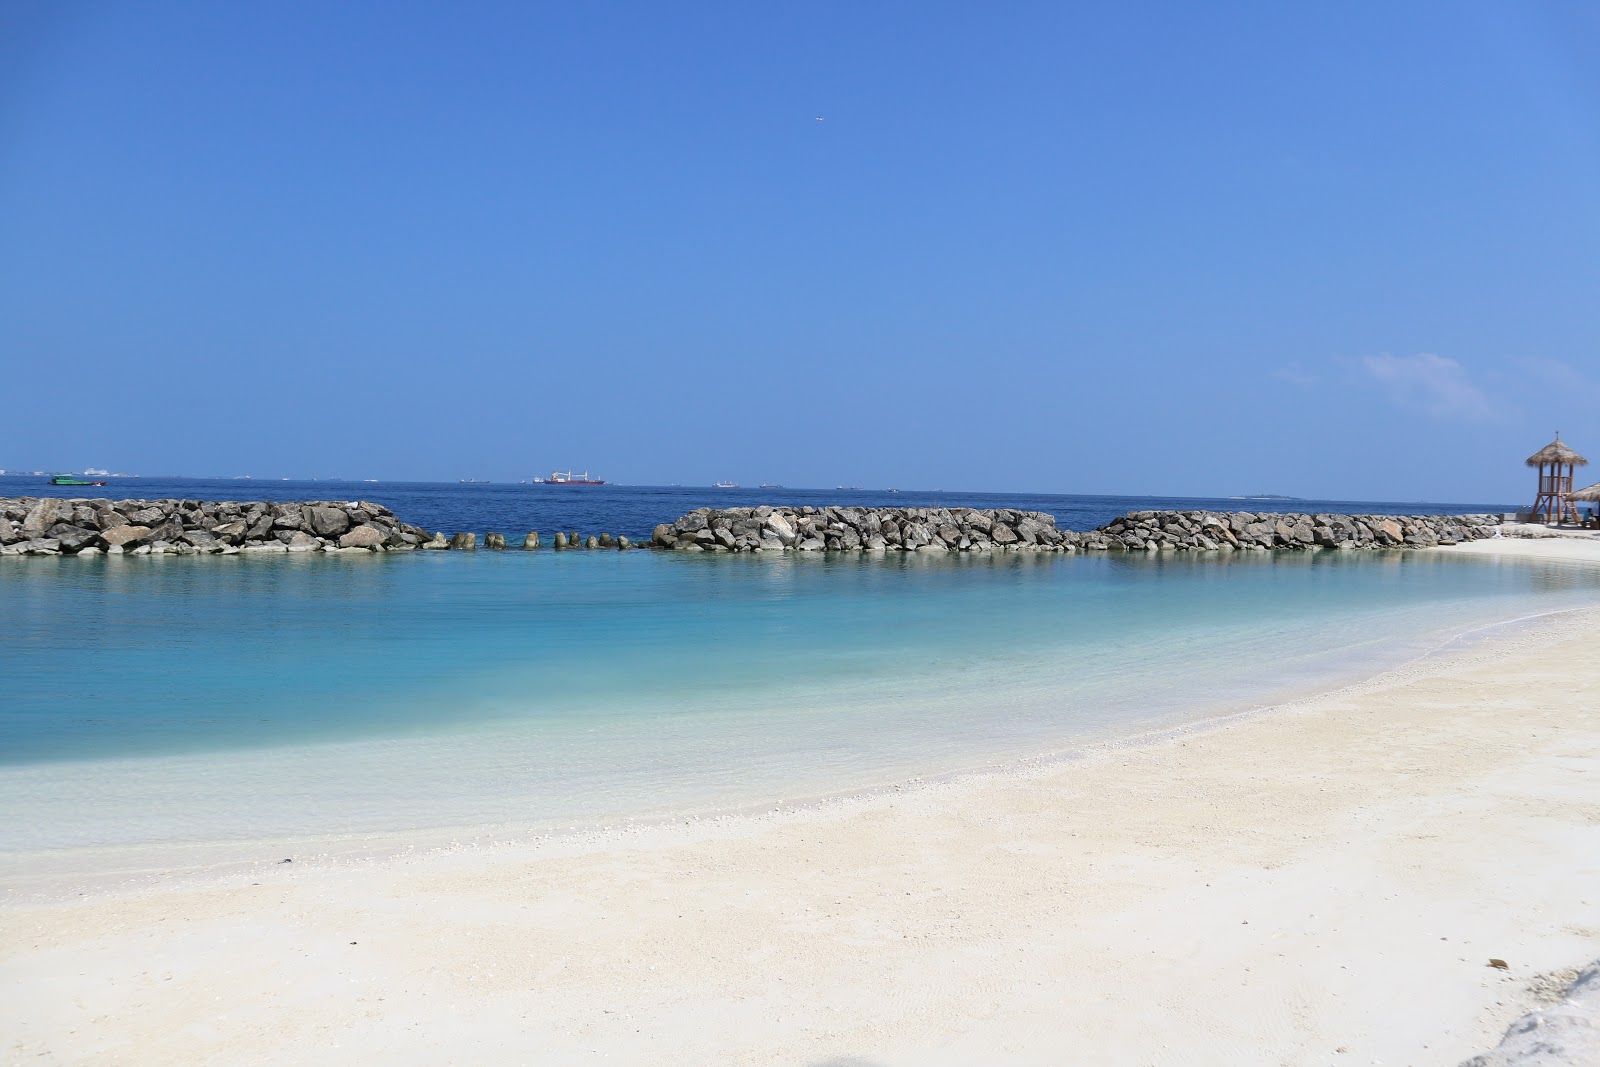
[3,537,1598,1063]
[1,554,1591,903]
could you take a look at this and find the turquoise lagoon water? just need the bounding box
[0,549,1594,854]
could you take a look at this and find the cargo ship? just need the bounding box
[534,470,607,486]
[50,474,108,487]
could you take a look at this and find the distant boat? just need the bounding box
[459,478,491,484]
[886,488,900,493]
[713,481,740,489]
[536,470,607,486]
[758,483,784,489]
[836,485,865,491]
[49,474,107,487]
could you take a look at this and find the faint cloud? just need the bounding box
[1360,353,1498,421]
[1272,363,1320,388]
[1519,356,1600,404]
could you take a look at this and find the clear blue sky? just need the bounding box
[3,1,1597,501]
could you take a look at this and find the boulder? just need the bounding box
[284,531,320,552]
[523,532,541,550]
[339,525,387,549]
[763,513,798,546]
[307,506,351,538]
[449,532,476,550]
[20,498,61,539]
[212,521,248,545]
[101,525,152,547]
[484,531,507,549]
[179,529,219,550]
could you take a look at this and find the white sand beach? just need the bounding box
[3,538,1598,1066]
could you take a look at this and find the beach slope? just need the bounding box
[3,540,1598,1065]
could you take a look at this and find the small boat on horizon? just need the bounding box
[49,474,108,487]
[713,481,740,489]
[758,483,784,489]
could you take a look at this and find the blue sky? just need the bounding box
[2,1,1597,501]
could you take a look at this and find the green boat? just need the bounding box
[49,474,108,487]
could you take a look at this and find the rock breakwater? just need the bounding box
[650,506,1506,553]
[0,497,649,557]
[0,498,436,556]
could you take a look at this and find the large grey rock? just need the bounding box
[523,532,541,550]
[449,532,476,550]
[284,531,320,552]
[339,525,386,549]
[46,525,100,551]
[307,506,351,537]
[484,531,507,549]
[20,498,61,539]
[101,525,152,547]
[179,529,219,550]
[763,513,798,546]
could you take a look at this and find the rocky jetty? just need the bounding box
[0,497,649,557]
[1072,510,1504,552]
[0,498,437,556]
[654,506,1079,553]
[650,506,1506,553]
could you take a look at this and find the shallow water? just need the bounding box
[1,548,1594,853]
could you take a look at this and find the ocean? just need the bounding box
[1,478,1591,862]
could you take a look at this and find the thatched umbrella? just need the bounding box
[1526,434,1588,524]
[1573,481,1600,527]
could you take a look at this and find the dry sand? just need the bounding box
[3,539,1598,1066]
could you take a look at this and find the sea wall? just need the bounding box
[0,498,438,556]
[0,497,644,556]
[650,506,1506,553]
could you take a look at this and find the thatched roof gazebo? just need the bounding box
[1572,481,1600,525]
[1526,434,1588,524]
